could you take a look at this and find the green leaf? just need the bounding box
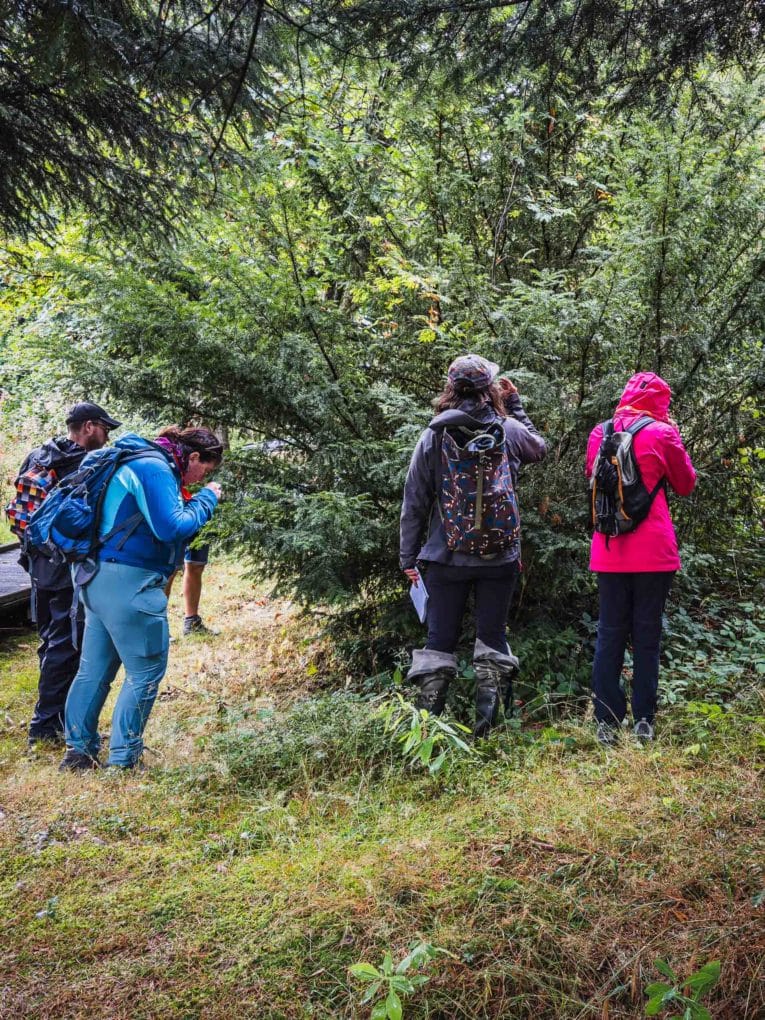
[645,983,672,998]
[391,976,414,994]
[685,958,722,991]
[382,951,393,977]
[395,952,413,974]
[655,959,677,981]
[371,1003,388,1020]
[385,990,403,1020]
[689,1007,712,1020]
[418,736,434,764]
[350,963,382,981]
[361,981,382,1004]
[646,991,674,1016]
[684,960,721,997]
[402,730,419,754]
[450,734,472,753]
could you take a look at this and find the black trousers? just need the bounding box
[424,561,520,655]
[28,585,84,739]
[591,571,674,726]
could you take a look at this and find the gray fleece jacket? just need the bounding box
[399,393,546,570]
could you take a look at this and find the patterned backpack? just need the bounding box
[4,463,59,537]
[437,420,520,555]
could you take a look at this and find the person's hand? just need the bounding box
[205,482,222,499]
[498,376,518,397]
[403,568,420,585]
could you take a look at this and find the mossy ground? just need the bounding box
[0,559,762,1019]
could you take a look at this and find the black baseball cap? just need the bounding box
[65,402,122,430]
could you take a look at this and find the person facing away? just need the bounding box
[15,402,122,747]
[59,426,223,771]
[400,354,547,737]
[586,372,696,745]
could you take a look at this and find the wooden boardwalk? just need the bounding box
[0,542,31,613]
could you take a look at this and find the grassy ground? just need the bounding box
[0,559,762,1020]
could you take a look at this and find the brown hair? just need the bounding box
[157,426,224,466]
[434,378,506,415]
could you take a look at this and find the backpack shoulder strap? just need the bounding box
[115,449,171,467]
[624,417,665,499]
[97,448,173,483]
[91,451,174,552]
[625,415,656,436]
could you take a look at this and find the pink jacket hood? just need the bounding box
[586,372,696,573]
[615,372,671,423]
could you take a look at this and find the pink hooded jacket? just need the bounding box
[586,373,696,572]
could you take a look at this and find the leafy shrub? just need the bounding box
[378,694,476,774]
[661,699,765,759]
[350,942,443,1020]
[214,692,397,790]
[644,958,721,1019]
[662,599,765,704]
[509,620,594,717]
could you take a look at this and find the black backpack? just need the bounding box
[589,417,664,541]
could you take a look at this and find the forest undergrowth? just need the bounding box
[0,559,762,1020]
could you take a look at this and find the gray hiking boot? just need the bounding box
[633,718,655,742]
[182,615,218,637]
[596,721,619,747]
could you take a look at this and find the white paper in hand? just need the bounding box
[409,568,429,624]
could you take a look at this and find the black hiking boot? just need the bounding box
[58,749,100,772]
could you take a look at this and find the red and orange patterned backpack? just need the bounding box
[4,463,59,537]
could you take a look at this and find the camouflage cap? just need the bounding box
[447,354,500,389]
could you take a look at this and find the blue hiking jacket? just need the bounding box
[98,434,218,577]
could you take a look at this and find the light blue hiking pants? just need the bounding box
[64,561,169,766]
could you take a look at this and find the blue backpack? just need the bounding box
[26,447,168,643]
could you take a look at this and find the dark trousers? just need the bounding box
[28,585,84,738]
[424,561,519,655]
[592,572,674,726]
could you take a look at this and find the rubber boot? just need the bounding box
[473,639,519,739]
[406,648,458,717]
[416,668,454,715]
[473,659,503,738]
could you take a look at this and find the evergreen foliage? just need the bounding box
[1,11,763,670]
[2,1,763,236]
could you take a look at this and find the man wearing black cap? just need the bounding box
[16,402,121,747]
